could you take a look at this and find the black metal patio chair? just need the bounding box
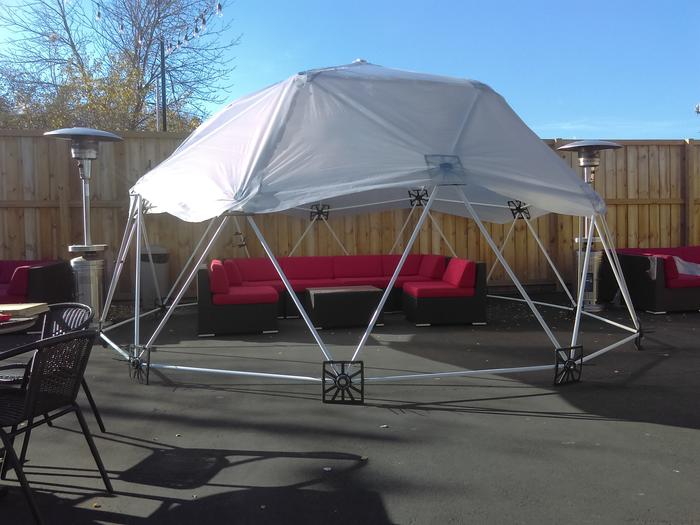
[0,303,105,433]
[0,330,113,525]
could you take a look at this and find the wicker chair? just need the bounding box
[0,330,112,525]
[0,303,105,432]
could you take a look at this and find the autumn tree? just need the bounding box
[0,0,238,131]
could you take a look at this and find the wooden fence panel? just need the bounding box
[0,131,696,297]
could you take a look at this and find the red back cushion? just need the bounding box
[7,266,30,295]
[333,255,383,278]
[234,257,278,282]
[280,256,334,279]
[381,254,422,276]
[658,255,678,282]
[418,255,446,279]
[442,258,476,288]
[223,259,243,285]
[208,260,229,293]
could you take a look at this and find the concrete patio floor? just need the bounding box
[1,294,699,524]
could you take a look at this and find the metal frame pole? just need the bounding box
[231,215,251,258]
[486,218,517,282]
[140,214,163,306]
[134,196,143,347]
[289,217,318,256]
[389,205,417,254]
[164,217,217,304]
[523,216,576,306]
[428,211,458,257]
[321,216,349,255]
[351,187,439,361]
[247,216,334,362]
[459,187,561,349]
[570,218,595,347]
[100,197,137,325]
[145,215,230,348]
[595,215,640,330]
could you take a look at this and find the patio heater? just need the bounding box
[557,140,621,311]
[44,128,123,321]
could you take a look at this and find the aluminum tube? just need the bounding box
[486,219,517,282]
[247,216,334,362]
[289,218,317,256]
[570,219,595,347]
[99,332,131,359]
[140,217,163,304]
[459,188,561,349]
[582,333,638,363]
[149,363,322,382]
[487,294,573,311]
[389,205,417,254]
[164,217,217,304]
[523,216,575,306]
[134,196,143,347]
[428,211,457,257]
[580,310,637,334]
[102,307,161,333]
[351,186,439,361]
[321,216,349,255]
[81,161,92,245]
[595,216,640,331]
[365,364,555,382]
[100,198,137,325]
[145,215,229,348]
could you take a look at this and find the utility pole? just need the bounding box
[160,37,167,131]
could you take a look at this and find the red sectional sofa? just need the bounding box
[403,258,487,325]
[0,260,74,304]
[197,254,487,334]
[599,246,700,312]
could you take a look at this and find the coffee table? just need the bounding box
[306,286,384,329]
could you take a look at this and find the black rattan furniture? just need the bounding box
[306,286,384,329]
[0,330,112,524]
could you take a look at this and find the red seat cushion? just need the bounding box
[242,280,286,293]
[212,286,278,305]
[0,281,26,303]
[381,254,422,276]
[7,266,30,296]
[209,260,229,293]
[404,281,475,298]
[223,260,243,286]
[281,256,334,279]
[333,255,383,278]
[418,255,446,279]
[235,257,279,282]
[394,275,429,288]
[442,258,476,288]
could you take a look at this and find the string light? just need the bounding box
[118,22,125,33]
[216,2,223,17]
[200,14,206,32]
[95,8,102,22]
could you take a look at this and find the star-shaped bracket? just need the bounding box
[322,361,364,404]
[554,345,583,385]
[310,204,330,221]
[507,200,531,220]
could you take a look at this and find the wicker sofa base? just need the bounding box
[402,294,487,325]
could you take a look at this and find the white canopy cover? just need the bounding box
[132,61,605,223]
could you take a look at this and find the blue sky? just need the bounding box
[220,0,699,139]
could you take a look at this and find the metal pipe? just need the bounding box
[165,217,217,304]
[389,205,417,254]
[459,187,561,349]
[289,217,318,256]
[486,219,517,282]
[145,215,229,348]
[570,218,595,347]
[428,211,457,257]
[351,187,439,362]
[582,333,638,363]
[134,196,143,347]
[321,216,349,255]
[148,363,321,382]
[99,332,131,359]
[523,216,576,306]
[247,216,334,362]
[487,294,573,311]
[365,364,555,382]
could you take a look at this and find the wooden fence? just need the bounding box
[1,130,699,297]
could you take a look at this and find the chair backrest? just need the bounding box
[41,302,94,338]
[23,330,97,418]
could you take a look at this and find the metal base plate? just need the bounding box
[554,345,583,385]
[323,361,364,404]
